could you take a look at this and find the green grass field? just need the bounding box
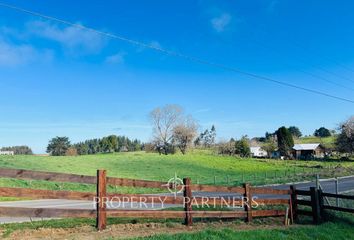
[0,152,352,239]
[0,212,352,239]
[132,222,353,240]
[0,150,352,194]
[130,212,354,240]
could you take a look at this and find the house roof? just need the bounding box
[250,147,267,152]
[293,143,320,151]
[250,147,261,151]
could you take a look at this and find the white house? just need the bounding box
[0,151,14,155]
[250,147,267,158]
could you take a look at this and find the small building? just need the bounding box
[0,151,14,155]
[250,147,268,158]
[292,143,325,159]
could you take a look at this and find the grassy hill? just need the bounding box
[0,150,352,194]
[295,136,336,149]
[0,151,296,185]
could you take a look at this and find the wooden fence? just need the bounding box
[290,186,354,224]
[0,168,292,230]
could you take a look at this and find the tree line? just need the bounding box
[146,105,354,158]
[213,117,353,159]
[44,108,353,158]
[0,146,33,155]
[46,135,143,156]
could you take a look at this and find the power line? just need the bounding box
[235,24,354,85]
[208,31,354,91]
[289,41,354,76]
[248,38,354,91]
[230,20,354,85]
[0,2,353,104]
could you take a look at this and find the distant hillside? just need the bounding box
[295,136,336,149]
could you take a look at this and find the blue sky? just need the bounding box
[0,0,353,153]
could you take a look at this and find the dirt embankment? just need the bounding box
[2,221,295,240]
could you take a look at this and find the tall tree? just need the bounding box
[288,126,302,138]
[314,127,331,137]
[235,136,251,157]
[46,137,71,156]
[276,126,294,158]
[336,116,354,155]
[209,125,216,145]
[196,125,217,148]
[149,105,183,155]
[107,135,118,152]
[74,142,89,155]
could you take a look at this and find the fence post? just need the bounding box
[315,174,320,190]
[290,185,297,222]
[310,187,320,224]
[318,188,325,220]
[96,170,107,231]
[243,183,252,223]
[183,178,193,226]
[335,177,339,207]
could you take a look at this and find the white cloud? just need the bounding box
[105,52,125,64]
[149,41,161,49]
[267,0,279,13]
[26,20,105,53]
[211,13,232,32]
[0,39,53,67]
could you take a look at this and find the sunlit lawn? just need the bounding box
[0,150,352,193]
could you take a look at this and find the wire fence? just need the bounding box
[191,167,354,187]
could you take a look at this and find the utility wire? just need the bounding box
[0,2,353,104]
[233,23,354,85]
[265,35,354,84]
[289,41,354,76]
[248,38,354,91]
[206,31,354,91]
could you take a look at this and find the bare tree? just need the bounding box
[172,116,198,154]
[336,116,354,156]
[149,105,183,154]
[343,116,354,138]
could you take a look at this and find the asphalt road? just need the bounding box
[0,176,353,224]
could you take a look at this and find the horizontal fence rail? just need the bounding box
[292,186,354,224]
[321,192,354,200]
[0,206,96,218]
[0,187,95,200]
[0,168,293,231]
